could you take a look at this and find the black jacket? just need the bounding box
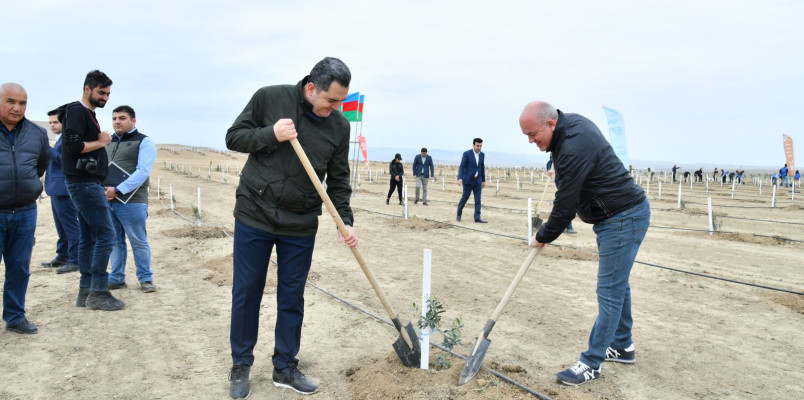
[536,110,645,243]
[226,77,353,236]
[0,118,50,210]
[389,161,404,179]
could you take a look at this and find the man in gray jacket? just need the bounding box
[0,83,50,335]
[225,57,358,399]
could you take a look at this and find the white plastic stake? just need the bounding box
[647,181,650,198]
[677,182,682,208]
[496,179,499,195]
[658,182,662,199]
[420,249,432,370]
[707,197,714,235]
[731,179,736,199]
[759,181,762,195]
[157,177,161,200]
[169,185,174,210]
[403,185,408,219]
[527,198,533,242]
[772,185,777,208]
[197,187,202,225]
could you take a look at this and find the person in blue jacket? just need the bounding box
[41,109,80,274]
[412,147,434,205]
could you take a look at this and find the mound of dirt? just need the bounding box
[544,245,599,262]
[390,217,453,231]
[717,232,792,245]
[165,226,233,239]
[762,292,804,314]
[344,351,550,400]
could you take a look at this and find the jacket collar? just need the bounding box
[546,109,566,153]
[297,76,324,122]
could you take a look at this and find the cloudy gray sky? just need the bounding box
[6,0,802,167]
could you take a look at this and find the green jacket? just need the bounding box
[226,77,353,236]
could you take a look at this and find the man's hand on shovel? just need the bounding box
[529,236,546,248]
[338,226,358,248]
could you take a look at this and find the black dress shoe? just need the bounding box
[475,218,488,223]
[456,215,461,222]
[386,198,389,205]
[41,257,67,268]
[6,317,38,334]
[423,201,428,206]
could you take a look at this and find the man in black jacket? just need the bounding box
[520,101,649,386]
[61,70,124,311]
[0,83,50,334]
[225,57,358,399]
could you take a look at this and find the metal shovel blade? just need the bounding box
[532,215,544,230]
[458,336,492,385]
[391,320,421,368]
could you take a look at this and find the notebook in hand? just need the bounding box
[103,161,140,204]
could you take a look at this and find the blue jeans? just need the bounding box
[51,194,79,263]
[230,219,315,369]
[109,202,152,284]
[580,198,650,369]
[66,182,115,292]
[457,178,483,220]
[0,207,37,326]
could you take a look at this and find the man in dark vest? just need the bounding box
[104,105,156,293]
[42,109,80,274]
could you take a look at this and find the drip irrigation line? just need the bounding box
[651,208,804,226]
[648,225,804,243]
[632,261,804,296]
[305,281,553,400]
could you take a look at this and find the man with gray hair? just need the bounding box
[520,101,649,386]
[0,83,50,334]
[225,57,358,399]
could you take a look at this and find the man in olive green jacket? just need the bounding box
[225,57,358,399]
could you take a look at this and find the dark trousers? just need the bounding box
[66,182,115,292]
[457,178,482,220]
[1,207,36,326]
[51,194,79,264]
[230,219,315,369]
[387,178,402,202]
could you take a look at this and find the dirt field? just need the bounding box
[2,145,802,400]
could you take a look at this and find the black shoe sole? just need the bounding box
[5,327,38,334]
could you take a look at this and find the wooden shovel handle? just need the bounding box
[536,179,550,215]
[289,138,414,349]
[489,246,543,322]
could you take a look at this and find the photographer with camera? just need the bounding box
[60,70,125,311]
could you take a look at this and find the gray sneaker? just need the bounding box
[85,291,125,311]
[56,262,79,274]
[76,288,90,307]
[108,282,127,290]
[272,364,318,395]
[229,364,251,399]
[140,281,156,293]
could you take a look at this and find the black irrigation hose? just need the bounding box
[305,281,553,400]
[397,215,801,296]
[648,225,804,244]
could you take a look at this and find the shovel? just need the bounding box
[458,179,550,385]
[289,138,420,367]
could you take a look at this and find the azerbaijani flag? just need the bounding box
[341,92,360,121]
[357,94,365,122]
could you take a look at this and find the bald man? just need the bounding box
[0,83,51,334]
[520,101,649,386]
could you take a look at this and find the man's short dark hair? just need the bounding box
[309,57,351,92]
[473,138,483,145]
[47,109,59,117]
[83,70,113,90]
[113,105,136,119]
[421,147,427,153]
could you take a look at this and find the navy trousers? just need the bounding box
[51,194,79,264]
[230,219,315,369]
[457,178,483,220]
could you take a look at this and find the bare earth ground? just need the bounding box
[2,146,802,400]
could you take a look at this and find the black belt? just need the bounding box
[0,203,36,213]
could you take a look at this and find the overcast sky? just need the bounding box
[6,0,802,167]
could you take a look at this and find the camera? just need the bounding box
[75,157,99,174]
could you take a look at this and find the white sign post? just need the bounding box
[677,182,682,208]
[420,249,432,370]
[707,197,714,235]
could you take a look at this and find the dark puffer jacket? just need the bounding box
[0,118,50,210]
[536,110,645,243]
